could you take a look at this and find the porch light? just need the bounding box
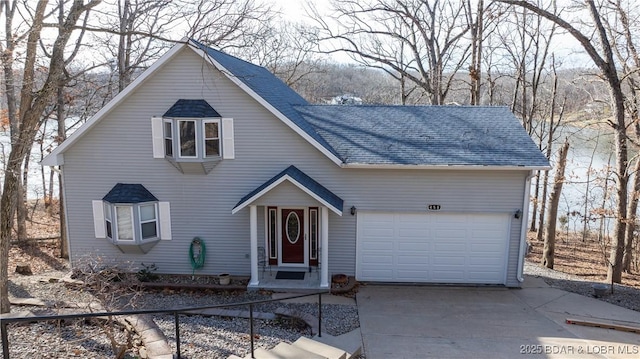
[514,209,522,219]
[350,206,357,215]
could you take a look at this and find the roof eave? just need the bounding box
[42,40,189,167]
[231,174,343,216]
[341,163,551,171]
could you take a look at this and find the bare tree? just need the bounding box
[309,0,475,105]
[499,0,631,283]
[543,139,570,269]
[0,0,101,314]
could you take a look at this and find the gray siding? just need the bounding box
[62,47,529,286]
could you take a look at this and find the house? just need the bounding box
[42,39,549,289]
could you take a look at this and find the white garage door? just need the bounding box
[356,212,510,284]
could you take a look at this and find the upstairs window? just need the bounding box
[163,120,173,157]
[151,100,234,174]
[204,120,220,157]
[178,120,198,158]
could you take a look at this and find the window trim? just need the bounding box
[309,208,318,260]
[104,202,160,244]
[203,119,221,158]
[114,205,135,241]
[178,119,198,159]
[163,119,173,157]
[139,203,158,240]
[104,202,113,239]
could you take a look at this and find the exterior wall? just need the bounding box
[62,46,529,286]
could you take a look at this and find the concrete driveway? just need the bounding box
[356,276,640,358]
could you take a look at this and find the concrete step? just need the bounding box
[292,336,347,359]
[270,342,328,359]
[313,328,362,359]
[244,342,328,359]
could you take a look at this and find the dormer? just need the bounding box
[152,99,235,174]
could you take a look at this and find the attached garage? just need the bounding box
[356,212,510,285]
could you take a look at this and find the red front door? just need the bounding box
[281,208,305,264]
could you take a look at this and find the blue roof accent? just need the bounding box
[233,166,344,214]
[163,99,221,118]
[294,105,550,167]
[103,183,158,203]
[190,39,343,161]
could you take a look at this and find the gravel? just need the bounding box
[524,260,640,311]
[10,261,638,358]
[3,270,360,359]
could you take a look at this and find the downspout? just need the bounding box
[517,170,535,283]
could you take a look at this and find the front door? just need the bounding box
[281,208,305,264]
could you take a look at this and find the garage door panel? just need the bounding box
[432,270,465,281]
[434,229,468,238]
[357,212,509,284]
[433,256,466,265]
[397,241,429,251]
[470,242,503,251]
[365,241,395,250]
[433,242,466,252]
[397,255,429,264]
[396,270,429,280]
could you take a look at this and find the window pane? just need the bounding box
[164,122,172,138]
[116,206,133,240]
[269,209,277,258]
[179,120,196,157]
[164,139,173,156]
[141,222,157,239]
[106,220,112,239]
[205,122,218,138]
[310,210,317,259]
[205,139,220,157]
[104,203,111,220]
[140,204,156,221]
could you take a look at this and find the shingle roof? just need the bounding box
[294,105,550,167]
[103,183,158,203]
[191,39,548,168]
[163,99,221,118]
[190,40,343,161]
[233,165,344,215]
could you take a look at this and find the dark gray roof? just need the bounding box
[163,99,221,118]
[103,183,158,203]
[190,40,343,160]
[233,166,343,213]
[294,105,550,167]
[190,39,547,168]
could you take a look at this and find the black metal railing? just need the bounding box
[1,290,328,359]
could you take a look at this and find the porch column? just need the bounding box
[249,205,259,286]
[321,206,329,288]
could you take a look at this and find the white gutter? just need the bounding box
[517,170,536,283]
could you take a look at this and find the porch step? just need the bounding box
[292,336,348,359]
[312,328,363,359]
[232,335,356,359]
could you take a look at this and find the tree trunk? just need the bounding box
[1,0,101,314]
[542,139,570,269]
[623,157,640,272]
[530,171,540,232]
[57,68,69,259]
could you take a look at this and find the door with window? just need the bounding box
[281,208,305,264]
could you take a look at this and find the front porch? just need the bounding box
[248,267,323,291]
[231,166,344,291]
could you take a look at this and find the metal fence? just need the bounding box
[1,291,328,359]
